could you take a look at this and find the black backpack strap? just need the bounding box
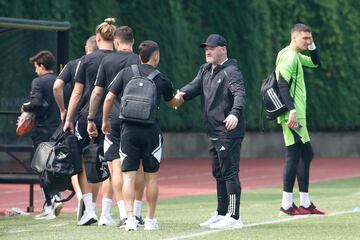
[50,123,65,141]
[131,65,140,77]
[147,69,160,80]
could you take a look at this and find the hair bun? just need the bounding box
[104,18,116,25]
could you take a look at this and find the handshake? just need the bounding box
[172,90,186,110]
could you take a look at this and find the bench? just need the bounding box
[0,144,38,212]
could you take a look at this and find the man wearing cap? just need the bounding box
[176,34,246,229]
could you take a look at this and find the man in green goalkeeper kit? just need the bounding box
[276,23,325,216]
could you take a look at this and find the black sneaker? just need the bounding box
[136,216,145,226]
[117,218,127,228]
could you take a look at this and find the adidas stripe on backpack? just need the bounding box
[261,54,298,121]
[119,65,160,124]
[260,71,288,120]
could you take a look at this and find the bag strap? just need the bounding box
[147,69,160,80]
[50,123,64,141]
[54,190,76,203]
[131,64,140,77]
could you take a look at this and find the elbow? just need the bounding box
[53,79,64,92]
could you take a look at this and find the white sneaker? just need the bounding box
[199,211,225,228]
[34,206,56,220]
[77,210,98,226]
[98,214,116,226]
[125,218,138,231]
[77,198,85,221]
[209,213,244,229]
[144,218,159,230]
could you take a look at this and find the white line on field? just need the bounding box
[8,229,32,233]
[165,210,354,240]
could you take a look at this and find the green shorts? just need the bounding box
[280,118,310,146]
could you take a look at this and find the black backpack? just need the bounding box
[119,65,160,124]
[260,58,298,120]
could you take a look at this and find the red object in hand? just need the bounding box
[16,111,35,136]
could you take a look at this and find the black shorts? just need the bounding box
[120,128,163,173]
[103,122,121,162]
[104,134,120,162]
[75,121,104,151]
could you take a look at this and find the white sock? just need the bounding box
[133,200,142,218]
[117,200,127,220]
[44,204,52,213]
[82,193,93,212]
[93,202,96,211]
[281,191,293,210]
[76,190,83,201]
[300,192,310,208]
[101,198,112,216]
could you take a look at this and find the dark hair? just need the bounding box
[29,50,55,70]
[291,23,311,33]
[114,26,134,44]
[96,18,117,41]
[138,40,159,63]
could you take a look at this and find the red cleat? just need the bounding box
[280,203,303,216]
[299,202,326,215]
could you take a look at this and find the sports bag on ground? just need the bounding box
[83,141,109,183]
[119,64,160,124]
[260,58,298,120]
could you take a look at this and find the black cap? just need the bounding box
[200,34,227,48]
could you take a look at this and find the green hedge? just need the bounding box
[1,0,359,131]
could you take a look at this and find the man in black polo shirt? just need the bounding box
[54,35,98,122]
[64,18,116,226]
[53,35,98,221]
[86,26,145,227]
[102,40,183,231]
[22,50,62,220]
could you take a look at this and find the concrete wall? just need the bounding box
[162,132,360,158]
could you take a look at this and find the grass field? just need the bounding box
[1,177,359,240]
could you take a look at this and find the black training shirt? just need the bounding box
[22,73,61,130]
[58,58,80,85]
[58,58,81,108]
[94,51,139,126]
[74,49,113,124]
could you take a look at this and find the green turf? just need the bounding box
[0,177,359,240]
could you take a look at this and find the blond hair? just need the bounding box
[96,18,117,41]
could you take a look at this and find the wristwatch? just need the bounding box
[87,116,94,122]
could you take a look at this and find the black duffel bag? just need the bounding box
[32,129,82,192]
